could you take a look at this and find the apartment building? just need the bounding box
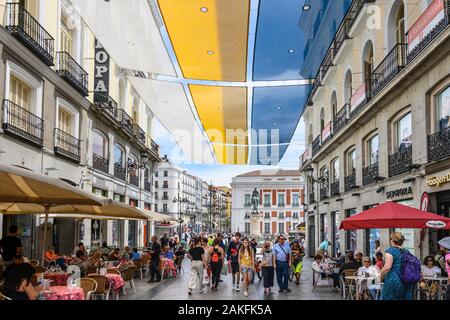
[231,170,305,237]
[0,0,160,257]
[299,0,450,258]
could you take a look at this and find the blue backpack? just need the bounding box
[399,248,421,283]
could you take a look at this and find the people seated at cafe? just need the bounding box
[1,263,44,300]
[419,256,441,300]
[86,251,104,269]
[121,246,132,260]
[72,242,86,257]
[108,248,121,262]
[162,245,174,259]
[312,253,340,290]
[117,254,135,272]
[100,242,111,260]
[374,252,384,270]
[331,252,345,268]
[354,252,363,266]
[45,247,67,271]
[338,251,361,277]
[70,250,88,275]
[130,248,141,261]
[357,256,381,300]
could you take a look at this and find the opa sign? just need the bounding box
[94,39,110,103]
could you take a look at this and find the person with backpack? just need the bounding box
[380,232,418,300]
[436,237,450,300]
[209,238,224,291]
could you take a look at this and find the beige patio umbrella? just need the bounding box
[137,208,177,222]
[0,163,104,263]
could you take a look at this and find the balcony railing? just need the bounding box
[330,180,340,196]
[389,145,412,177]
[363,162,379,186]
[349,80,372,119]
[344,172,356,192]
[2,99,43,146]
[309,192,316,204]
[114,163,126,181]
[372,43,407,96]
[54,128,80,162]
[133,124,146,146]
[129,174,139,187]
[56,52,89,96]
[5,3,54,66]
[312,136,321,156]
[93,153,109,174]
[319,186,329,201]
[94,96,119,123]
[144,181,151,192]
[333,104,349,136]
[119,109,134,136]
[428,126,450,162]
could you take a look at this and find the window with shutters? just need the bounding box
[60,13,73,55]
[9,76,30,131]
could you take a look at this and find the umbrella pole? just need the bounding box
[41,206,50,265]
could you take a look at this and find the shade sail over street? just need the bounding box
[339,201,450,230]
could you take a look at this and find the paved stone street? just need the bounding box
[121,258,342,300]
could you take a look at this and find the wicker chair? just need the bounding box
[141,255,151,277]
[132,259,143,279]
[106,268,121,275]
[29,260,39,267]
[80,278,98,300]
[87,275,110,300]
[340,269,358,300]
[86,267,98,275]
[121,266,137,295]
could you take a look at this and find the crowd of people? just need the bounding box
[313,232,450,300]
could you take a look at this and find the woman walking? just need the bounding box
[291,241,304,285]
[261,241,275,294]
[209,238,224,291]
[380,232,415,300]
[238,238,255,297]
[187,237,206,295]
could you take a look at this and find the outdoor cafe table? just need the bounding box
[419,276,448,300]
[43,286,84,300]
[88,273,125,294]
[344,275,378,300]
[161,258,177,277]
[44,272,69,286]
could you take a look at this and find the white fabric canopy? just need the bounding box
[128,76,215,164]
[70,0,176,76]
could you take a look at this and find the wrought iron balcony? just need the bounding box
[309,192,316,204]
[372,43,407,96]
[2,99,43,146]
[333,104,348,136]
[93,96,120,123]
[428,127,450,162]
[133,124,146,146]
[54,128,80,162]
[389,145,412,177]
[319,186,329,201]
[5,3,54,66]
[119,109,134,137]
[144,181,151,192]
[330,180,340,196]
[344,172,356,192]
[93,153,109,174]
[56,52,88,96]
[407,0,450,63]
[349,80,372,119]
[114,163,126,181]
[363,162,379,186]
[312,136,321,156]
[129,174,139,187]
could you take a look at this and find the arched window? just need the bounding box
[437,85,450,131]
[331,157,339,182]
[320,107,325,132]
[92,130,108,158]
[367,134,379,165]
[113,143,125,167]
[387,0,405,50]
[330,91,337,118]
[128,154,139,175]
[362,41,374,84]
[395,112,412,152]
[346,147,356,176]
[344,69,353,104]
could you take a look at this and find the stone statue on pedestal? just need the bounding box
[251,188,260,214]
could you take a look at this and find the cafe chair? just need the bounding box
[87,275,110,300]
[34,266,46,274]
[80,278,98,300]
[312,266,334,292]
[122,266,137,295]
[141,255,151,277]
[132,259,143,279]
[0,293,12,301]
[86,267,98,275]
[341,270,358,300]
[106,268,121,275]
[29,260,39,267]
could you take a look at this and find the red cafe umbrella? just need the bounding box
[339,201,450,230]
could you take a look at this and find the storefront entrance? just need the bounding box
[429,191,450,255]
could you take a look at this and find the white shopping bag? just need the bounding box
[202,268,210,286]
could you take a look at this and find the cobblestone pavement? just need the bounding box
[120,258,342,300]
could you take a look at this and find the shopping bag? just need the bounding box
[202,268,210,285]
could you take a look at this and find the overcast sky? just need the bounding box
[152,119,305,187]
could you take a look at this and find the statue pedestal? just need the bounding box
[250,213,260,238]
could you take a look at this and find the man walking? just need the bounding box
[148,236,162,283]
[227,232,241,291]
[273,234,291,292]
[0,225,22,267]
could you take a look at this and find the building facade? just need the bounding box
[299,0,450,258]
[231,170,305,238]
[0,0,160,257]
